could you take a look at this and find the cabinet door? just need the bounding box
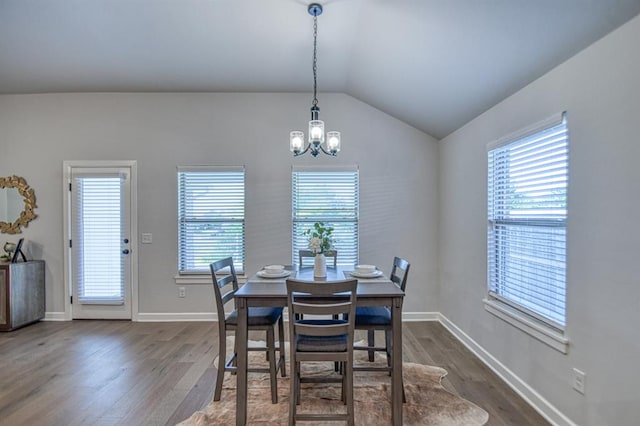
[0,267,7,327]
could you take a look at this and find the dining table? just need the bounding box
[234,265,405,425]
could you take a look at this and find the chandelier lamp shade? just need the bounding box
[290,3,341,158]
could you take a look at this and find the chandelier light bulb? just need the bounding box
[327,131,341,152]
[309,120,325,143]
[290,131,304,152]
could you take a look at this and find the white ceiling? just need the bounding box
[1,0,640,139]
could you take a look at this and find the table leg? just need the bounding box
[236,297,248,426]
[391,296,403,426]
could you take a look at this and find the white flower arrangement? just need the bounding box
[304,222,334,254]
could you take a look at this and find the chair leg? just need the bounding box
[289,361,297,425]
[214,330,226,401]
[278,315,286,377]
[345,360,355,426]
[296,362,301,405]
[341,363,346,403]
[231,334,238,374]
[266,327,278,404]
[334,314,340,372]
[385,329,392,370]
[367,329,375,362]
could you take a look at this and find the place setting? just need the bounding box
[255,264,294,279]
[345,264,385,279]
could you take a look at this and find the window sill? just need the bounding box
[174,273,246,285]
[483,298,569,354]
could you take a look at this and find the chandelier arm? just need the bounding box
[317,143,337,156]
[293,143,312,157]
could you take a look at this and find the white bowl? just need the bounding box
[264,264,285,274]
[355,264,376,274]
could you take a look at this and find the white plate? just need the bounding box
[264,264,285,274]
[349,270,383,278]
[257,270,292,278]
[355,264,376,274]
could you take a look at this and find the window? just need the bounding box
[487,113,568,330]
[178,166,245,274]
[292,167,359,266]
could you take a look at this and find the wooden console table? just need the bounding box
[0,260,45,331]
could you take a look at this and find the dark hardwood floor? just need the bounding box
[0,321,549,425]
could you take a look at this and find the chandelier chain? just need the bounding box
[290,3,340,158]
[312,13,318,107]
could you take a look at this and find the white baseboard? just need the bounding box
[136,312,217,322]
[438,313,576,426]
[134,311,437,323]
[44,312,68,321]
[402,311,439,321]
[45,311,215,322]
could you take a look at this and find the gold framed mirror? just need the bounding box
[0,175,38,234]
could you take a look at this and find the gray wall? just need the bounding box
[4,13,638,426]
[439,14,640,426]
[0,92,439,316]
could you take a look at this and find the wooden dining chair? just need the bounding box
[298,249,338,269]
[286,278,358,425]
[354,256,410,364]
[210,257,286,404]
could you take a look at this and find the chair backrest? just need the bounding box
[210,257,240,323]
[390,256,411,291]
[298,249,338,269]
[286,278,357,341]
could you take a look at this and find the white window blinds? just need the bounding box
[72,173,126,305]
[487,113,568,329]
[292,167,359,266]
[178,166,245,274]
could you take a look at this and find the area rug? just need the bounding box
[179,339,488,425]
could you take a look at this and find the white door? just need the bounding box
[68,165,134,319]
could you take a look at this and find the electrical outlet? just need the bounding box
[572,368,586,394]
[178,287,186,298]
[141,233,153,244]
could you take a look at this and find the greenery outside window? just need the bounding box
[177,166,245,274]
[292,166,359,266]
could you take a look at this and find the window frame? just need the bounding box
[292,166,359,267]
[177,165,245,275]
[484,113,569,353]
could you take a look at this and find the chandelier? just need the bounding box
[290,3,341,157]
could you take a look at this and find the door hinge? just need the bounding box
[69,239,73,248]
[70,296,73,304]
[69,182,72,191]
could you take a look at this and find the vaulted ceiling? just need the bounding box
[1,0,639,139]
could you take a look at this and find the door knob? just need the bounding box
[122,249,130,254]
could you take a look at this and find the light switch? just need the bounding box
[141,233,153,244]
